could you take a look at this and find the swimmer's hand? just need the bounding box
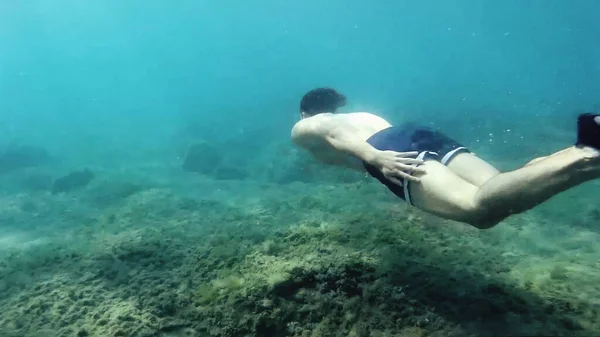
[369,150,425,185]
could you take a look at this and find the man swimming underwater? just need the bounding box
[291,87,600,229]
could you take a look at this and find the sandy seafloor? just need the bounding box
[1,115,600,337]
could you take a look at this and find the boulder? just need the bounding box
[181,141,223,174]
[51,168,95,194]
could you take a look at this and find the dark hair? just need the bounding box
[299,88,347,115]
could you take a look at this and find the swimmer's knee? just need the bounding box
[462,200,505,229]
[467,217,502,230]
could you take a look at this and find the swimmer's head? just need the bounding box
[299,87,347,119]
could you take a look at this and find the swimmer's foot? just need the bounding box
[575,114,600,177]
[577,113,600,150]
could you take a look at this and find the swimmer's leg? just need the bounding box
[410,114,600,228]
[524,114,600,166]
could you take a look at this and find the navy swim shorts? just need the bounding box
[363,123,470,205]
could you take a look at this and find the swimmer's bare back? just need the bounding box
[291,113,387,169]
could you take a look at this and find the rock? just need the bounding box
[51,169,95,194]
[85,180,143,206]
[213,164,248,180]
[181,141,222,174]
[0,144,50,174]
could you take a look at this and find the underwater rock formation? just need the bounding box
[181,141,222,174]
[51,169,95,194]
[181,141,248,180]
[0,144,50,174]
[212,165,247,180]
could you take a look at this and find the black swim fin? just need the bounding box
[576,113,600,150]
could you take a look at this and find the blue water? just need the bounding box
[2,1,599,159]
[1,1,600,336]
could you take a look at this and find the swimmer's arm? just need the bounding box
[291,117,378,165]
[292,116,425,182]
